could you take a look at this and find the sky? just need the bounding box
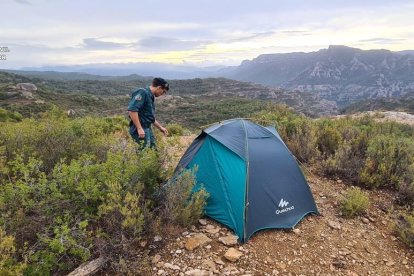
[1,0,414,69]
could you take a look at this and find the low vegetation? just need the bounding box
[1,69,414,272]
[0,108,207,275]
[395,211,414,248]
[166,123,186,136]
[0,108,23,122]
[340,187,370,218]
[341,96,414,115]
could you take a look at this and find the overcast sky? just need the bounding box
[1,0,414,69]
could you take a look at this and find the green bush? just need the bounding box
[0,227,26,275]
[136,148,163,198]
[0,116,170,274]
[359,135,414,189]
[0,110,206,273]
[0,107,124,173]
[322,127,369,182]
[340,187,370,218]
[316,120,342,157]
[397,181,414,207]
[0,108,22,123]
[166,123,185,136]
[394,211,414,248]
[26,215,92,275]
[162,168,209,226]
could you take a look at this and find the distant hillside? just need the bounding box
[341,95,414,115]
[19,63,226,79]
[0,71,32,84]
[397,50,414,56]
[2,70,151,81]
[0,71,337,121]
[224,45,414,108]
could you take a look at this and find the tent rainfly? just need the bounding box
[175,119,319,242]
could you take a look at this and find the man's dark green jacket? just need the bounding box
[127,86,155,134]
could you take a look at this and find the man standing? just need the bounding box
[127,77,169,149]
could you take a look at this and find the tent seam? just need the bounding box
[241,119,249,242]
[207,137,239,234]
[207,135,246,161]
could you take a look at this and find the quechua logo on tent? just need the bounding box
[276,198,295,215]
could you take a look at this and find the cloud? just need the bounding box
[137,37,209,51]
[226,31,276,43]
[359,37,406,44]
[224,30,312,44]
[14,0,30,4]
[81,38,129,50]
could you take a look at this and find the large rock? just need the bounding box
[16,83,37,92]
[218,235,238,246]
[199,219,208,226]
[224,248,243,262]
[204,224,220,234]
[185,269,210,276]
[202,259,218,273]
[152,254,162,264]
[328,220,341,230]
[67,109,76,116]
[185,234,212,251]
[13,83,37,99]
[164,262,180,270]
[67,257,106,276]
[21,91,34,99]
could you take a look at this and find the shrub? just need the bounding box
[284,118,318,163]
[26,215,92,274]
[322,128,369,182]
[340,187,370,218]
[162,168,209,226]
[0,108,22,123]
[166,123,185,136]
[397,181,414,207]
[316,120,342,157]
[0,135,166,273]
[0,227,26,275]
[394,211,414,248]
[98,180,148,238]
[359,135,414,189]
[0,113,120,173]
[136,148,163,198]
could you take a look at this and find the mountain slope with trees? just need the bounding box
[0,71,338,122]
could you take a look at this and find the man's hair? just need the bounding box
[152,77,169,91]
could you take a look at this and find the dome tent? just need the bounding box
[175,119,318,242]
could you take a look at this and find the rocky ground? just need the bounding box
[124,129,414,276]
[138,171,413,276]
[95,119,414,276]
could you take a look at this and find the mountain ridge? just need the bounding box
[3,45,414,111]
[226,45,414,108]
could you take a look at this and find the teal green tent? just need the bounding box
[175,119,318,242]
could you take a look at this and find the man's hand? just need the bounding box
[153,120,168,136]
[160,126,169,136]
[137,127,145,138]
